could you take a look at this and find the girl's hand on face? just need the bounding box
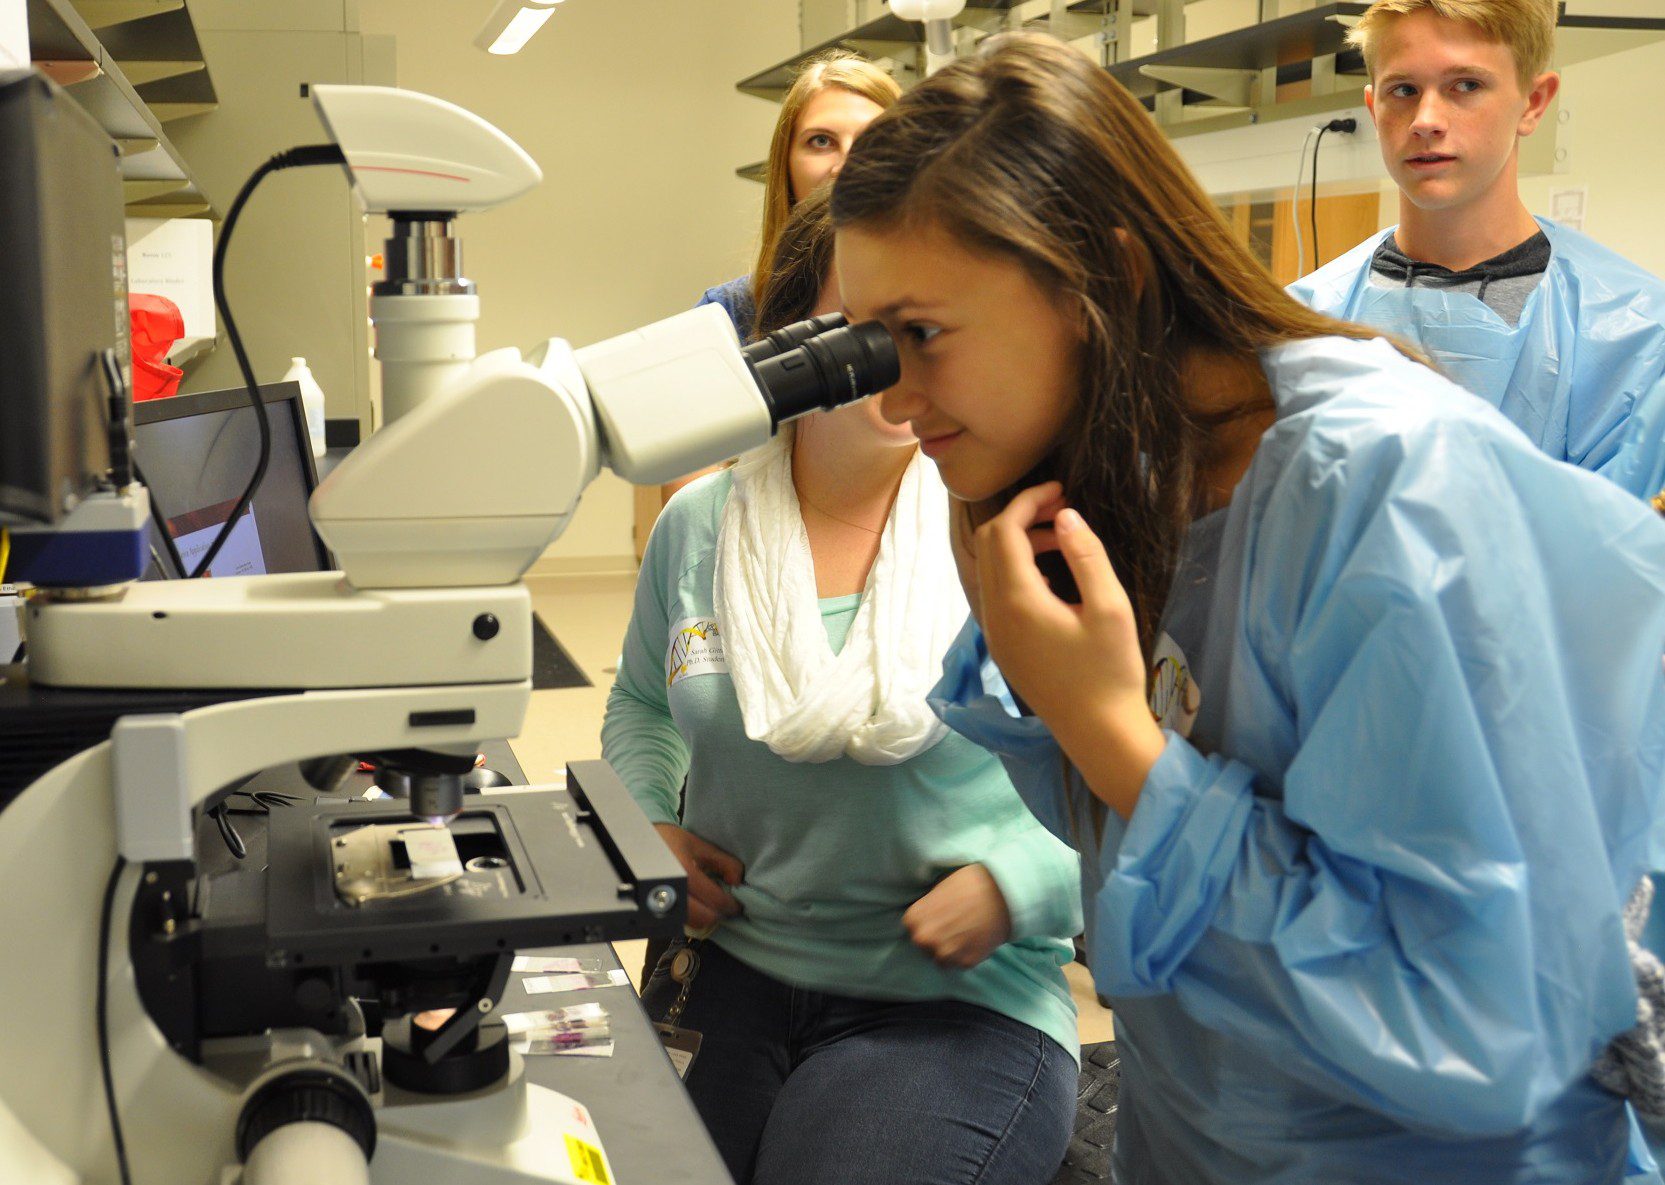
[975,482,1166,817]
[903,863,1012,969]
[653,824,745,932]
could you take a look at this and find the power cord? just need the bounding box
[100,349,134,491]
[191,144,346,579]
[210,804,247,860]
[1291,127,1319,277]
[98,855,134,1185]
[1309,117,1358,271]
[208,789,300,860]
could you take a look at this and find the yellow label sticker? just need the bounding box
[565,1133,611,1184]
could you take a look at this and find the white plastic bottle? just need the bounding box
[282,356,328,459]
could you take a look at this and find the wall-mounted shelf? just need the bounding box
[100,1,217,120]
[27,0,216,216]
[735,0,1270,176]
[738,0,1018,101]
[73,0,183,29]
[1108,1,1365,103]
[1110,1,1665,119]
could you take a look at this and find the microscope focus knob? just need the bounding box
[237,1067,376,1172]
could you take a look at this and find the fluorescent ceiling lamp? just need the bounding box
[475,0,562,55]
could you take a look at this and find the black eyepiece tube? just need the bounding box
[747,320,900,427]
[741,312,848,365]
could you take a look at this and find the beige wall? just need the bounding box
[355,0,797,571]
[1518,37,1665,276]
[801,0,856,46]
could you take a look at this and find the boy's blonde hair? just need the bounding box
[1348,0,1557,88]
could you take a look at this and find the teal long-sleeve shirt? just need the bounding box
[601,471,1081,1058]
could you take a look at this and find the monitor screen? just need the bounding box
[134,383,331,579]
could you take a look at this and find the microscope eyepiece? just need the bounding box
[741,312,848,365]
[746,318,900,427]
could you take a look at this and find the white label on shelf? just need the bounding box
[126,216,216,359]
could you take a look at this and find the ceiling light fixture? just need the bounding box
[474,0,564,56]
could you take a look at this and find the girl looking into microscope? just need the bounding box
[831,31,1665,1185]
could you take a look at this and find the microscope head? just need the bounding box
[307,84,541,216]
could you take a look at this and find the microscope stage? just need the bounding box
[264,762,685,968]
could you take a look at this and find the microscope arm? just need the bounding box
[307,301,777,592]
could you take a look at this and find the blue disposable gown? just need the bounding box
[931,336,1665,1184]
[1289,217,1665,501]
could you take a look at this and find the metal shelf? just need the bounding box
[737,1,1018,101]
[741,0,1217,102]
[1110,2,1664,112]
[26,0,216,215]
[98,3,214,104]
[1107,2,1366,101]
[71,0,183,30]
[1064,0,1159,16]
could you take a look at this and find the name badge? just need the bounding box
[667,617,727,688]
[1149,632,1200,738]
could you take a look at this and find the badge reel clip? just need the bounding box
[653,925,716,1079]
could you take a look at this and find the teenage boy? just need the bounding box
[1291,0,1665,501]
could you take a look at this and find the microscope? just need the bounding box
[0,70,897,1184]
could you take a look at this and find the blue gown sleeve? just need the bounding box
[1089,414,1665,1138]
[694,275,755,341]
[927,621,1085,941]
[929,616,1078,846]
[1595,367,1665,503]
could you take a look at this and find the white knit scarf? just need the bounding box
[713,430,967,765]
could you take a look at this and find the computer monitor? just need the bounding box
[0,71,128,532]
[134,383,332,579]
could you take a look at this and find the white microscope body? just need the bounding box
[0,84,894,1185]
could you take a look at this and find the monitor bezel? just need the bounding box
[134,382,333,575]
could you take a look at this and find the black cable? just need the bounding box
[220,789,302,816]
[193,144,346,580]
[100,350,134,491]
[1310,118,1357,272]
[97,856,134,1185]
[211,803,248,860]
[131,458,188,580]
[1311,126,1328,271]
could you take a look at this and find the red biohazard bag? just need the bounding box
[129,293,185,401]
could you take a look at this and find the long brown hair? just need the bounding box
[754,53,902,294]
[831,31,1406,658]
[752,184,835,341]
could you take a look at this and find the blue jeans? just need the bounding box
[640,938,1075,1185]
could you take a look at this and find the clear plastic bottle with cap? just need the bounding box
[281,356,328,459]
